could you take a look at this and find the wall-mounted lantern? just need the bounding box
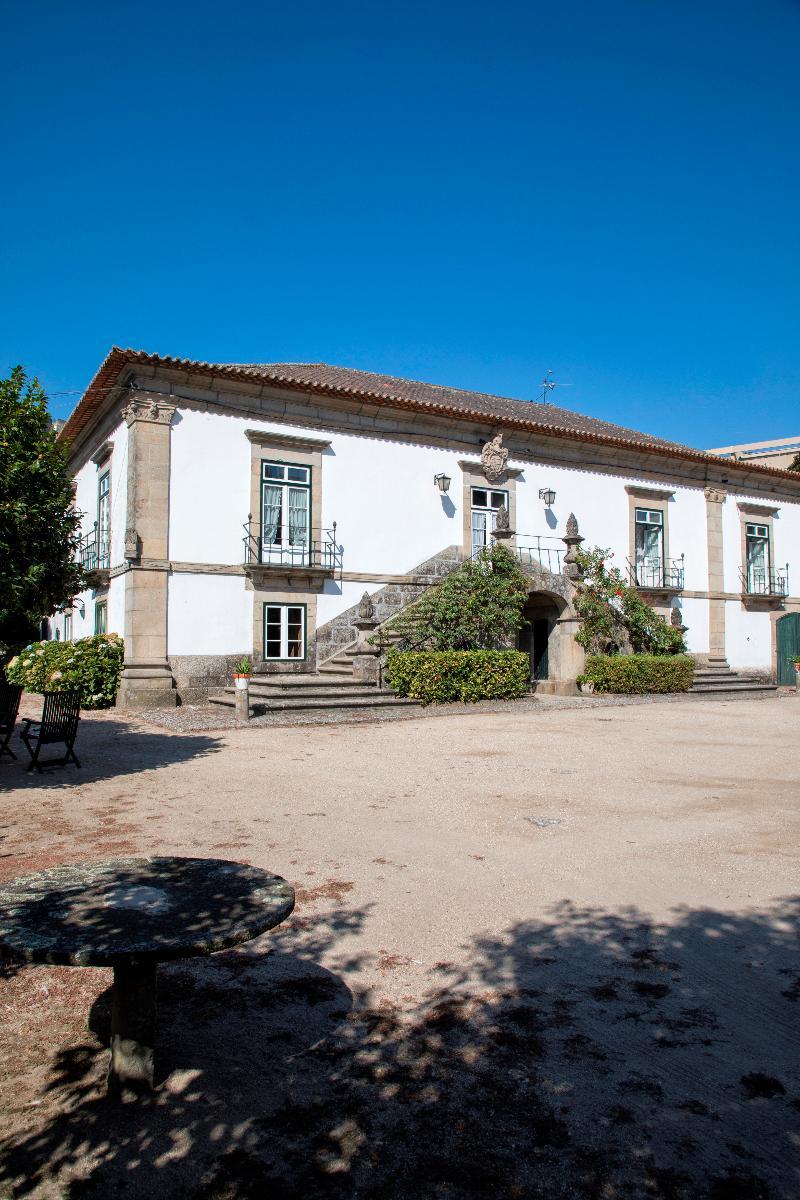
[538,487,556,508]
[434,473,452,494]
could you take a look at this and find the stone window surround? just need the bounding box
[736,501,782,595]
[624,485,675,584]
[245,429,332,669]
[458,459,521,556]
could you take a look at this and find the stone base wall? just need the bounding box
[315,546,463,665]
[169,655,245,704]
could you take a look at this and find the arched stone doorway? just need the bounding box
[517,588,585,695]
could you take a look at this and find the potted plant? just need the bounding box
[792,655,800,685]
[233,657,252,690]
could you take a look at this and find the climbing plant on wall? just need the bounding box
[573,546,686,655]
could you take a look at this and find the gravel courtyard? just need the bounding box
[0,694,798,1199]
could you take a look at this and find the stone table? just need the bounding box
[0,857,295,1100]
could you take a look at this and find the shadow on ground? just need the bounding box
[0,714,220,791]
[1,899,798,1199]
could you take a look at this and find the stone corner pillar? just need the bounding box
[117,396,177,709]
[704,486,728,665]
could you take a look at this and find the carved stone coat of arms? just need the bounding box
[480,433,509,483]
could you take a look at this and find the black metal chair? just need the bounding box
[0,683,23,760]
[20,690,82,772]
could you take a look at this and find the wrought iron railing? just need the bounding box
[514,535,566,575]
[472,534,566,574]
[740,565,789,596]
[77,524,110,571]
[243,518,342,574]
[627,555,685,590]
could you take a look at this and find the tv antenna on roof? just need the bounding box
[538,370,571,405]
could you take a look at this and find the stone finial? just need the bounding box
[358,591,375,621]
[493,504,513,539]
[481,433,509,483]
[562,512,585,580]
[670,606,688,633]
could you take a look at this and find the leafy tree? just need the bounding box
[0,367,84,654]
[573,545,686,655]
[790,453,800,471]
[383,543,530,651]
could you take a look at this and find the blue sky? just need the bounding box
[2,0,798,446]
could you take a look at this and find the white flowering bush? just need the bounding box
[4,634,124,708]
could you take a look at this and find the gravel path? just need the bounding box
[0,692,798,1198]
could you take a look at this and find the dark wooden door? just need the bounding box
[532,618,550,681]
[777,612,800,685]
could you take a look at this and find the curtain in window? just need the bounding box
[747,537,767,589]
[288,488,309,547]
[636,525,663,585]
[262,486,282,546]
[471,511,487,556]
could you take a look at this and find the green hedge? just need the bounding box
[4,634,124,709]
[578,654,694,695]
[386,649,530,704]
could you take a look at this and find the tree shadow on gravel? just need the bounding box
[0,715,220,791]
[1,898,798,1199]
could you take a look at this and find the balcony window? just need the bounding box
[634,508,664,587]
[261,462,310,566]
[97,470,111,569]
[471,487,508,556]
[263,604,306,660]
[745,523,771,593]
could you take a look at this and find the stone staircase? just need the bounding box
[208,672,418,715]
[208,545,464,716]
[689,659,777,698]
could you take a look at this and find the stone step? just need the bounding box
[689,682,776,696]
[249,675,377,691]
[208,692,418,713]
[228,684,383,701]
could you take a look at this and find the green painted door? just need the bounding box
[777,612,800,685]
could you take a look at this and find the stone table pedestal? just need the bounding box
[0,857,295,1101]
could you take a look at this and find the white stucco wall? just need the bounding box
[725,601,773,670]
[167,573,252,656]
[678,597,708,655]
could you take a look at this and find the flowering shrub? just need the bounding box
[574,547,686,655]
[386,649,530,704]
[4,634,124,708]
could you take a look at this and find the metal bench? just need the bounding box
[20,690,82,772]
[0,684,23,760]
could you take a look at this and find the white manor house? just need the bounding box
[55,348,800,706]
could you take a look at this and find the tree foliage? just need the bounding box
[383,543,530,651]
[0,367,84,652]
[790,453,800,471]
[573,546,686,655]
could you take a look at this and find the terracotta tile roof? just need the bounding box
[229,361,688,452]
[58,348,800,487]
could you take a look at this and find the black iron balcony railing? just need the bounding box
[77,524,110,571]
[472,534,566,574]
[740,565,789,597]
[514,535,566,575]
[243,518,343,574]
[627,555,685,590]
